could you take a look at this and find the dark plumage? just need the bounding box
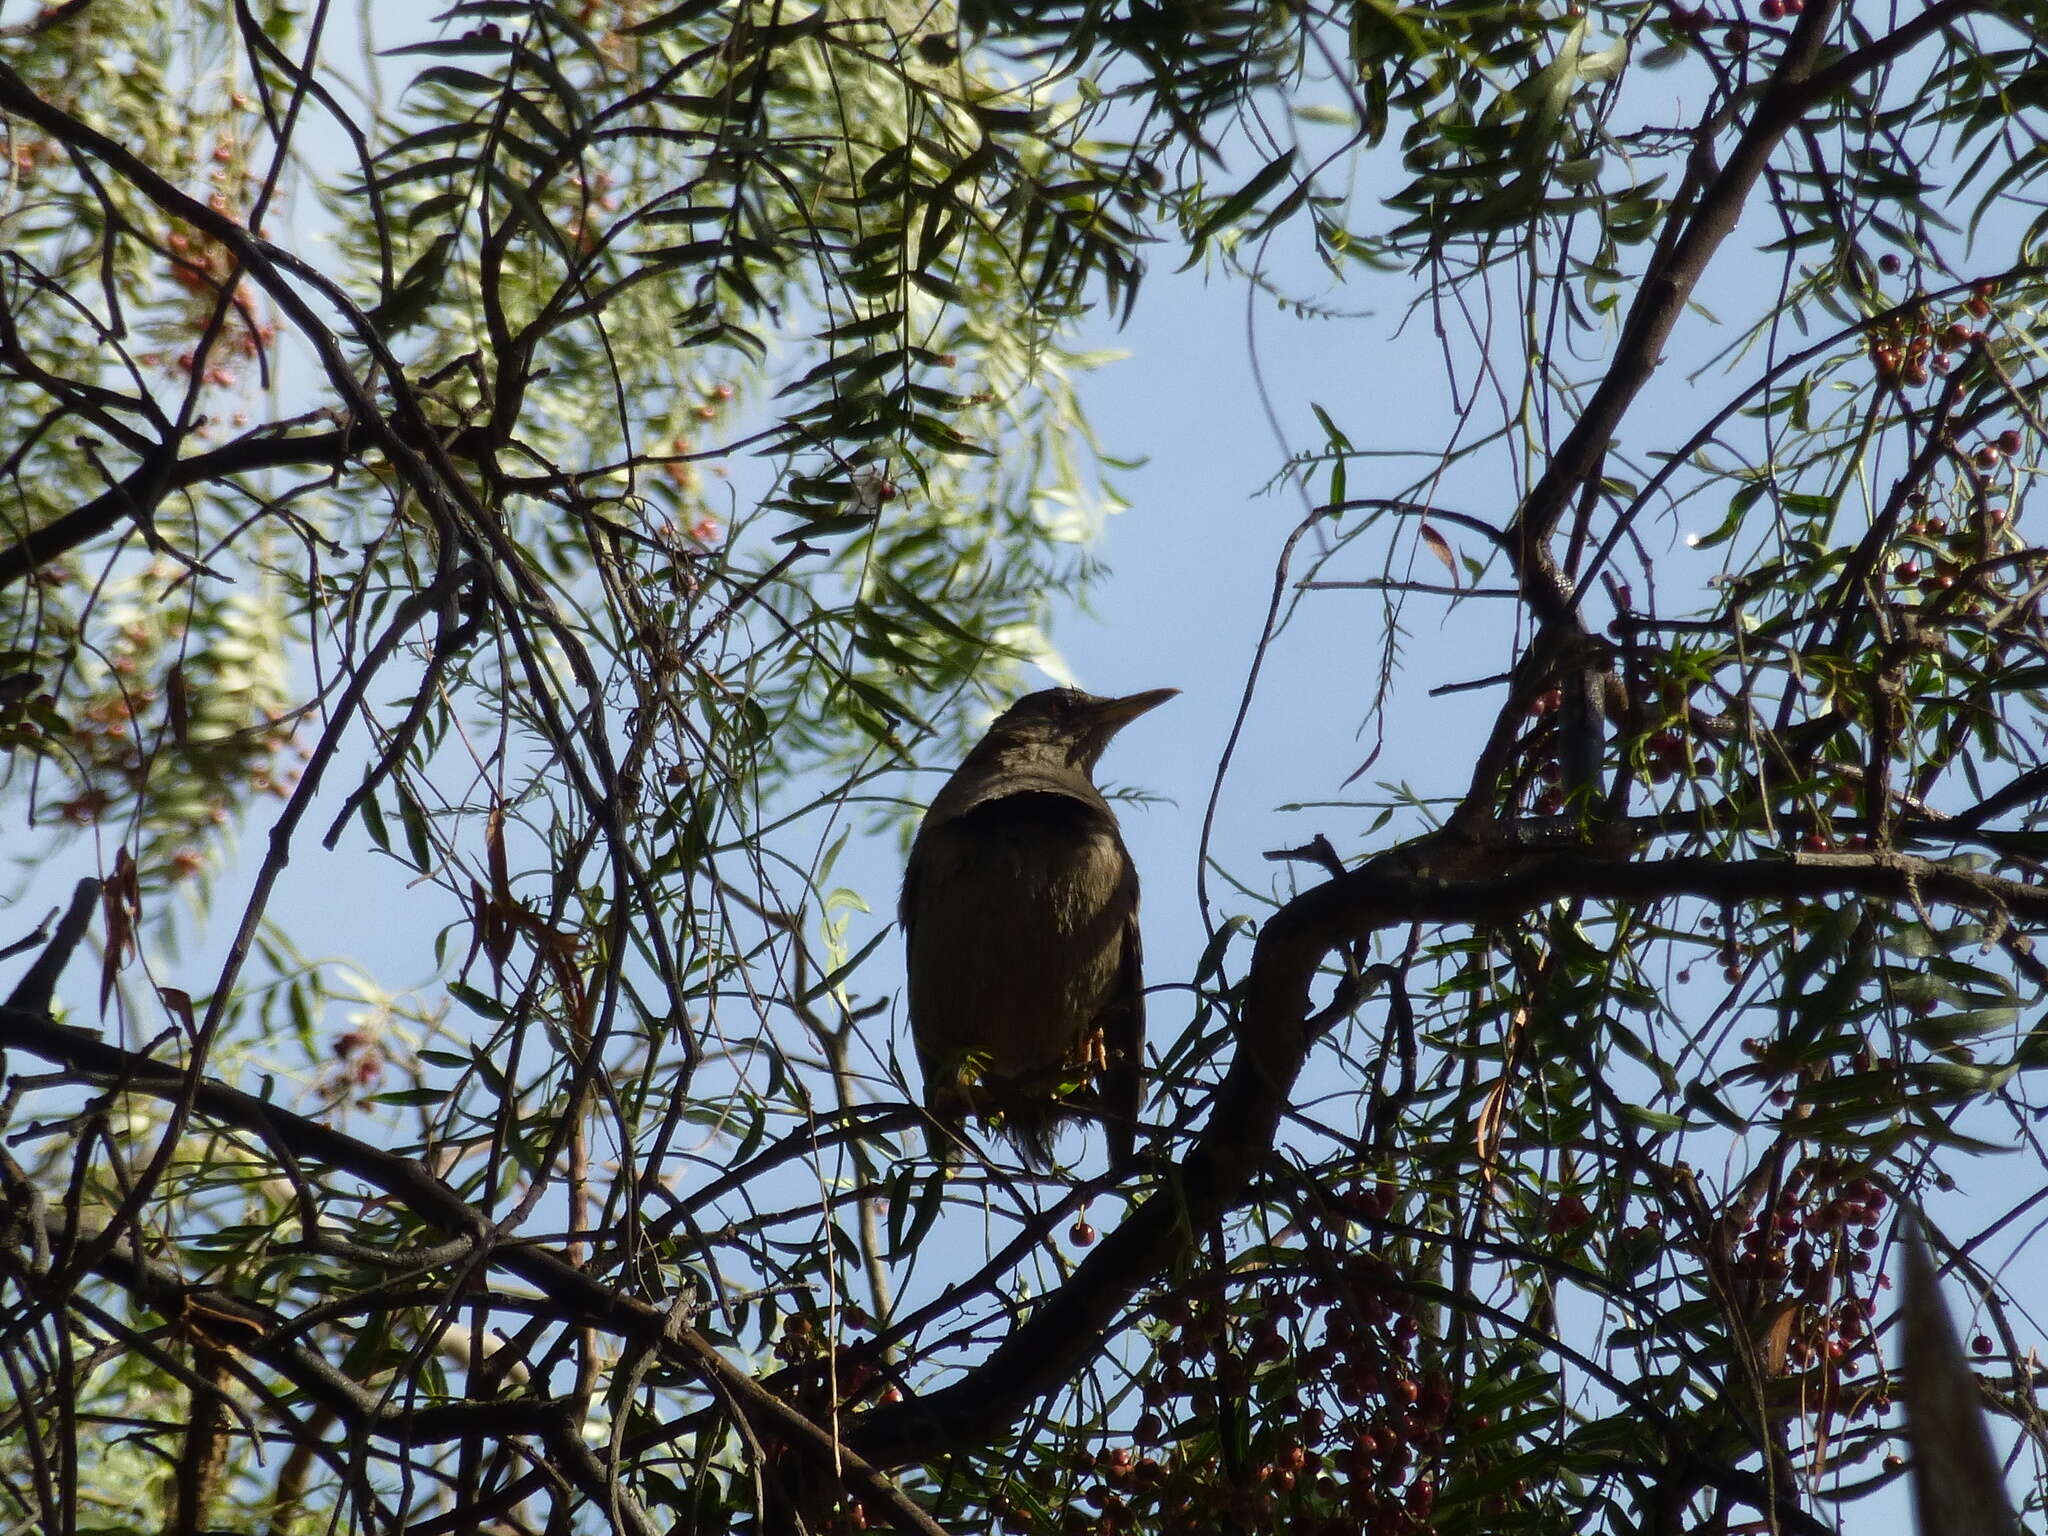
[900,687,1175,1168]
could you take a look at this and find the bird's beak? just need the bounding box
[1094,688,1180,731]
[1075,689,1179,763]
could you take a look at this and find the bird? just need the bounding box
[900,686,1176,1169]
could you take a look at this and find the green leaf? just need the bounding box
[448,981,510,1021]
[885,1166,948,1260]
[1683,1079,1748,1131]
[1192,150,1299,246]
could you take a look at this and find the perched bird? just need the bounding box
[901,686,1176,1168]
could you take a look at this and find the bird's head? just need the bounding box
[976,686,1179,777]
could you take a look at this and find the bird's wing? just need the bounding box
[898,829,944,1080]
[897,835,920,943]
[1099,869,1145,1167]
[900,824,970,1163]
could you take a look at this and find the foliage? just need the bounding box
[3,0,2048,1534]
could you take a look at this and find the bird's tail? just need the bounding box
[997,1105,1062,1172]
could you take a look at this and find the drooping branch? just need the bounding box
[0,1003,940,1536]
[0,56,707,1251]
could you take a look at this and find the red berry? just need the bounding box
[1973,1334,1993,1356]
[1069,1219,1097,1247]
[1547,1194,1592,1232]
[1879,253,1902,275]
[1758,0,1783,16]
[1976,444,2001,469]
[1999,429,2022,455]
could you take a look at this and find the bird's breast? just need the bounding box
[905,791,1136,1083]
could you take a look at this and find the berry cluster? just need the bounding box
[1868,280,2000,389]
[990,1201,1508,1536]
[154,224,277,379]
[1889,477,2028,617]
[134,117,281,397]
[1730,1160,1889,1382]
[10,573,297,887]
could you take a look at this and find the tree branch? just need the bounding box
[0,999,938,1533]
[847,837,2047,1461]
[1507,0,1846,616]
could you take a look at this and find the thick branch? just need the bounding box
[0,431,337,590]
[1508,0,1846,617]
[0,421,509,591]
[845,841,2048,1462]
